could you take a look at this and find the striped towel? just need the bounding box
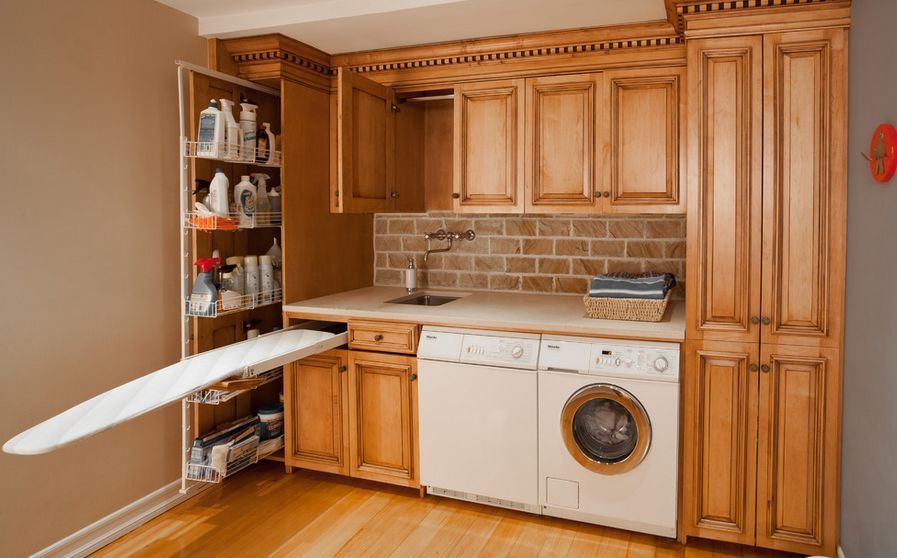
[589,272,676,300]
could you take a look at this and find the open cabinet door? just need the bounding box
[3,327,347,455]
[335,68,397,213]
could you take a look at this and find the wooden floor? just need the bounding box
[93,462,799,558]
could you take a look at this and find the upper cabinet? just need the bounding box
[524,73,603,213]
[601,66,686,214]
[453,79,526,213]
[335,68,396,213]
[761,29,846,349]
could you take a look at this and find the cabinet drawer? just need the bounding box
[348,321,419,354]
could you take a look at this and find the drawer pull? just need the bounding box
[373,334,384,342]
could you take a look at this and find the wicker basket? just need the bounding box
[582,290,672,322]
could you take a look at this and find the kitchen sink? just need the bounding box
[386,293,461,306]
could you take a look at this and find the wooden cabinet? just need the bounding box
[761,29,847,350]
[524,73,602,213]
[683,29,846,558]
[756,344,840,556]
[348,351,419,487]
[600,66,686,214]
[285,343,419,488]
[453,79,525,213]
[348,320,419,354]
[284,349,349,475]
[686,36,763,344]
[682,340,759,545]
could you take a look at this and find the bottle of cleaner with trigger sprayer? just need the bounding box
[189,257,221,317]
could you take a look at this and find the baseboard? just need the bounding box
[30,480,207,558]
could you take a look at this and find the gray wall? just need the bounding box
[842,1,897,557]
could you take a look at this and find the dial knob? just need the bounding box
[614,357,622,366]
[654,357,669,372]
[511,345,524,359]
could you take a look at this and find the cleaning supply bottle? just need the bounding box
[208,168,230,217]
[265,237,282,287]
[268,186,281,217]
[233,175,256,228]
[239,97,258,161]
[259,255,274,302]
[196,99,224,158]
[252,173,271,223]
[219,98,242,160]
[261,123,276,164]
[243,256,260,299]
[225,256,244,294]
[189,257,221,317]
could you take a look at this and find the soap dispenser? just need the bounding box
[405,257,417,294]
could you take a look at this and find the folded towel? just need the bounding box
[589,272,676,300]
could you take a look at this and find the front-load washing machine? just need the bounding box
[538,335,680,538]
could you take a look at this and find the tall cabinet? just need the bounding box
[683,21,846,558]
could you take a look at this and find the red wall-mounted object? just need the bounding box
[866,123,897,183]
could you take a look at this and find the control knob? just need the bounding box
[511,345,524,359]
[653,357,669,372]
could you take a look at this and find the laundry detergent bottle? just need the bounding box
[196,99,223,157]
[208,168,230,217]
[239,97,258,161]
[234,175,256,228]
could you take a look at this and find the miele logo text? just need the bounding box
[425,335,437,340]
[546,344,560,349]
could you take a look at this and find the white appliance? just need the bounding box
[417,326,540,513]
[538,335,680,537]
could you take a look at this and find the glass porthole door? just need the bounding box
[561,384,651,475]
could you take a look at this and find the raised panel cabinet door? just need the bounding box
[756,344,840,556]
[348,351,419,487]
[686,36,763,343]
[761,29,847,349]
[601,66,686,214]
[453,79,525,213]
[682,340,759,545]
[524,73,602,213]
[335,67,396,213]
[284,350,349,475]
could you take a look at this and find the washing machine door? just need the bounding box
[561,383,651,475]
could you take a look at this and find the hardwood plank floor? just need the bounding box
[92,462,800,558]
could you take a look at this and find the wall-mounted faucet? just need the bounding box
[422,229,476,262]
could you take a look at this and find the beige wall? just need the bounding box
[0,1,206,556]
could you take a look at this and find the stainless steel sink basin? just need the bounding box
[386,293,461,306]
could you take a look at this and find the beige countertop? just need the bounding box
[284,286,685,343]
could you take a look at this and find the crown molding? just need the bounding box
[667,0,851,36]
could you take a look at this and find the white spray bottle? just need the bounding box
[219,98,242,160]
[252,173,271,223]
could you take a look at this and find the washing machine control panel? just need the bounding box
[459,334,540,369]
[538,337,679,381]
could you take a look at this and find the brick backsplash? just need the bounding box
[373,212,686,296]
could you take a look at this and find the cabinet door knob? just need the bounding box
[339,365,347,373]
[451,193,461,199]
[750,364,759,372]
[373,334,384,342]
[603,191,610,198]
[390,192,399,199]
[751,316,761,324]
[760,364,770,373]
[761,317,771,325]
[409,373,418,382]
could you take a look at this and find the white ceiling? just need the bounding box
[158,0,668,54]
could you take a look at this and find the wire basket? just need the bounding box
[582,291,671,322]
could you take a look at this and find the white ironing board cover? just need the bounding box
[3,328,345,455]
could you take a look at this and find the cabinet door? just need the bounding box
[453,79,525,213]
[335,67,396,213]
[682,340,759,545]
[756,344,840,556]
[284,350,349,475]
[348,351,418,487]
[761,29,847,349]
[601,66,685,214]
[524,73,602,213]
[686,37,763,343]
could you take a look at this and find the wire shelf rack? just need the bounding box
[185,288,282,318]
[184,210,282,231]
[185,435,283,484]
[184,139,281,168]
[186,368,283,405]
